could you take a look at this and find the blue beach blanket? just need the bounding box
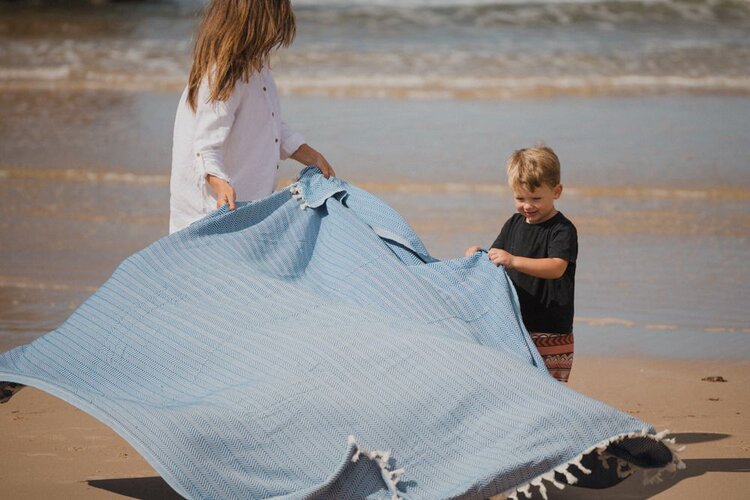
[0,168,682,499]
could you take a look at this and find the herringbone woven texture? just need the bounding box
[0,168,665,499]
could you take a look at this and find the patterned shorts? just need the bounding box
[529,332,574,383]
[0,381,24,404]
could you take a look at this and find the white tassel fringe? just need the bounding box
[347,435,405,500]
[492,428,685,500]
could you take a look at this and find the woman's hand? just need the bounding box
[464,245,482,257]
[313,153,335,179]
[291,143,336,178]
[206,174,236,210]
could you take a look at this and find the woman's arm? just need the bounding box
[290,143,336,178]
[193,80,242,209]
[464,245,483,257]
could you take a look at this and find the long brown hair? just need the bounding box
[187,0,296,112]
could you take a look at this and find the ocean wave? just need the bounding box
[6,0,745,28]
[7,39,750,75]
[3,71,748,98]
[3,32,749,96]
[2,1,748,98]
[2,0,748,100]
[0,168,169,185]
[278,74,750,97]
[0,276,98,293]
[0,66,72,81]
[292,0,750,27]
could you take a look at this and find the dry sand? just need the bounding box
[1,356,748,499]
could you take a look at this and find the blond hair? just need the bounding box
[506,146,561,191]
[187,0,296,112]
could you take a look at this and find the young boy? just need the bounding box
[466,146,578,382]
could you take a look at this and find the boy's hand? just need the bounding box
[206,174,236,210]
[488,248,515,269]
[464,245,482,257]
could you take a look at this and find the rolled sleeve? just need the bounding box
[194,80,241,182]
[279,121,305,160]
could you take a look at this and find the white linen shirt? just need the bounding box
[169,67,305,233]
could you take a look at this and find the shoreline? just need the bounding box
[2,78,750,100]
[4,166,750,202]
[1,356,748,499]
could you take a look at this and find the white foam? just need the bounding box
[0,66,72,81]
[293,0,664,7]
[275,74,750,98]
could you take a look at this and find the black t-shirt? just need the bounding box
[491,212,578,334]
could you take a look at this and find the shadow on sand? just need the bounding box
[86,433,748,500]
[87,476,183,499]
[548,432,748,499]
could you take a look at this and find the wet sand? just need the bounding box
[2,2,749,496]
[1,356,748,499]
[2,92,750,356]
[1,178,749,358]
[1,90,748,498]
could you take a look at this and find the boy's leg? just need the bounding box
[528,332,574,383]
[1,382,24,403]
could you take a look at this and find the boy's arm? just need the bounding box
[488,248,568,279]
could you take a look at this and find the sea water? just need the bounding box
[0,0,748,358]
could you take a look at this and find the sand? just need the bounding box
[1,356,748,499]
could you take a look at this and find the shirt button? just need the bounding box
[271,112,275,117]
[275,138,279,143]
[263,86,267,91]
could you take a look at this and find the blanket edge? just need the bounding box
[493,429,686,500]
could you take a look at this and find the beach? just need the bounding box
[1,90,749,499]
[2,0,750,497]
[2,357,748,499]
[2,92,749,359]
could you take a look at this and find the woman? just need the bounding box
[170,0,334,233]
